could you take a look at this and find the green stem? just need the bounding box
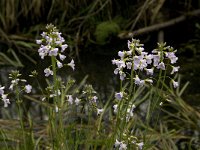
[50,56,60,149]
[16,88,27,150]
[17,103,27,150]
[51,56,58,103]
[129,65,134,98]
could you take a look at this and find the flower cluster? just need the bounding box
[111,39,181,149]
[36,24,75,76]
[112,39,180,88]
[0,71,32,107]
[36,24,68,60]
[35,25,104,116]
[9,70,32,94]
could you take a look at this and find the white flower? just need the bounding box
[152,49,158,53]
[137,142,144,150]
[118,51,125,58]
[157,62,165,70]
[61,44,68,52]
[41,32,46,37]
[127,106,134,116]
[145,54,153,64]
[49,48,58,56]
[55,40,62,45]
[36,39,42,44]
[50,94,56,98]
[134,75,145,86]
[172,80,179,88]
[75,98,80,105]
[114,68,120,75]
[126,104,136,120]
[57,61,63,68]
[115,92,123,100]
[39,52,46,59]
[145,68,154,76]
[91,96,98,103]
[0,85,5,95]
[45,36,52,43]
[165,52,178,64]
[139,59,147,70]
[1,94,10,107]
[126,62,132,69]
[68,59,75,70]
[59,54,66,61]
[97,108,104,115]
[127,40,131,49]
[133,56,141,70]
[9,84,14,90]
[171,66,180,74]
[119,142,127,150]
[114,139,121,147]
[116,60,126,69]
[38,45,50,55]
[60,37,65,43]
[9,79,19,90]
[44,68,53,77]
[170,57,178,64]
[11,79,19,85]
[134,75,141,85]
[153,54,160,67]
[136,47,144,53]
[112,59,118,65]
[66,95,73,104]
[113,104,118,113]
[119,71,126,81]
[25,84,32,93]
[134,55,146,70]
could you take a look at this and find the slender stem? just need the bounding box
[16,87,27,150]
[50,56,59,148]
[17,103,27,150]
[51,56,58,103]
[129,64,134,97]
